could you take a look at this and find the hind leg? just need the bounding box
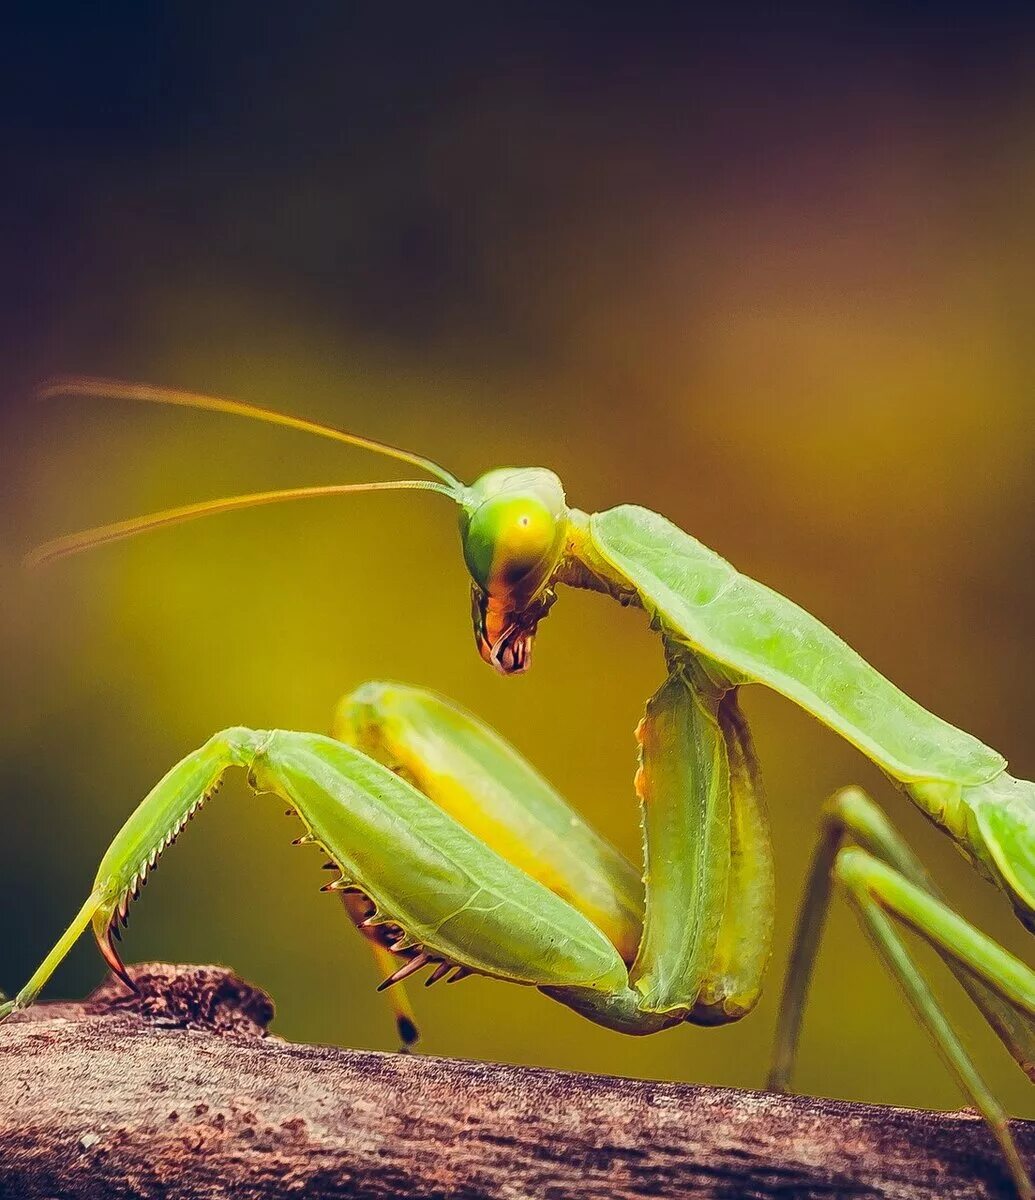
[770,786,1035,1199]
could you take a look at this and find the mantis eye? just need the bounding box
[462,494,562,597]
[460,466,568,598]
[495,505,556,584]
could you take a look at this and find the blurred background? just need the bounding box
[1,7,1034,1118]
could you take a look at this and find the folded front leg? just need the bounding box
[1,726,632,1021]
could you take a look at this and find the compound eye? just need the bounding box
[496,506,554,582]
[461,488,565,598]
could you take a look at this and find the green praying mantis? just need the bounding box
[3,378,1035,1196]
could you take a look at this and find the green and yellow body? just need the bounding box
[8,377,1035,1196]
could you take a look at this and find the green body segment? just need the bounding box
[570,503,1035,930]
[584,505,1006,790]
[335,681,643,961]
[696,689,775,1022]
[250,730,628,990]
[628,662,774,1022]
[961,772,1035,917]
[630,673,731,1014]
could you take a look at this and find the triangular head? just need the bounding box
[459,466,568,673]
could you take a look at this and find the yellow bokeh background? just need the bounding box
[1,14,1034,1120]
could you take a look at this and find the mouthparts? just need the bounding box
[480,624,535,675]
[472,586,556,676]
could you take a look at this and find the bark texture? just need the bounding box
[0,962,1031,1199]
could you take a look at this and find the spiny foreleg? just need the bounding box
[0,727,630,1022]
[0,728,262,1017]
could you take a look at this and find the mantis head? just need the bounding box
[29,378,570,678]
[459,468,568,675]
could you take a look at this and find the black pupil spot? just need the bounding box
[519,516,530,527]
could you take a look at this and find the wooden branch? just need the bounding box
[0,963,1031,1198]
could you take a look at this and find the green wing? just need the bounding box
[588,505,1004,788]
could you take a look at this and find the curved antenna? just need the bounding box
[38,376,465,492]
[26,480,455,568]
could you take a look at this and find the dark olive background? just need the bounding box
[2,8,1034,1117]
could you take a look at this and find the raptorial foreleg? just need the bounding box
[0,726,633,1023]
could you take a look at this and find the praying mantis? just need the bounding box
[3,379,1035,1196]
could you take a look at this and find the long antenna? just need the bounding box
[26,480,455,568]
[38,376,465,492]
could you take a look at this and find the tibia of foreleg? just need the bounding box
[87,728,265,986]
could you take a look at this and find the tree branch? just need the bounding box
[0,963,1030,1198]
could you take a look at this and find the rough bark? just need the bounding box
[0,963,1030,1199]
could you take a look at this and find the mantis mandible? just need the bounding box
[4,377,1035,1196]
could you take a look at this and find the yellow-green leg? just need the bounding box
[770,786,1035,1200]
[0,888,107,1018]
[0,724,636,1027]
